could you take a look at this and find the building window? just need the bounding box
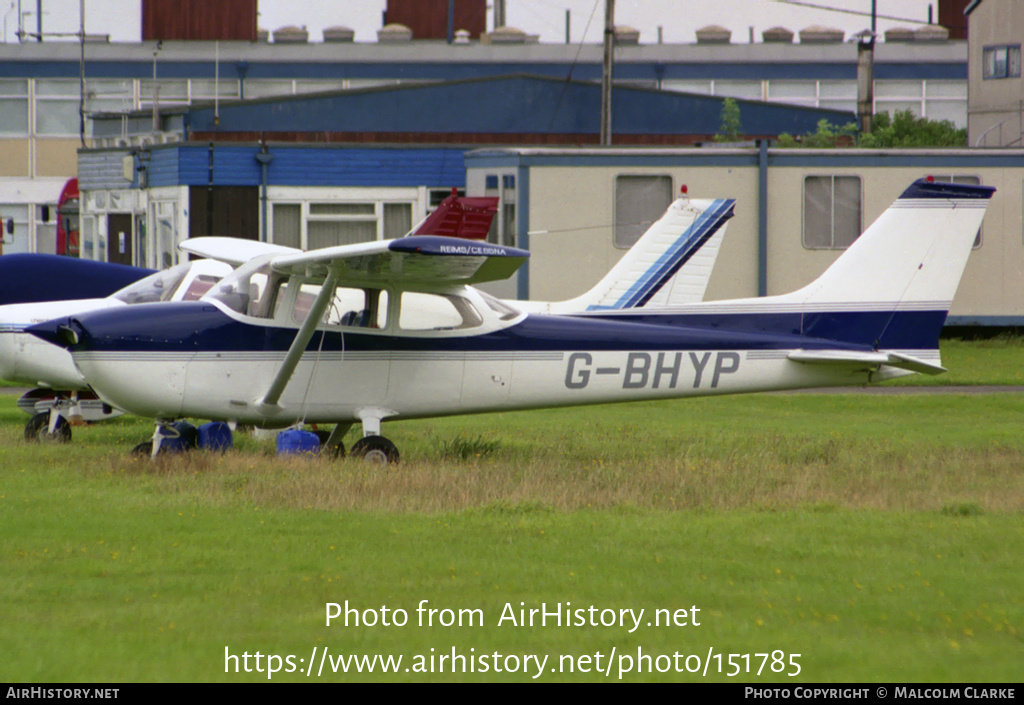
[803,175,862,249]
[983,45,1021,79]
[307,203,378,249]
[35,79,81,136]
[615,175,672,249]
[0,80,29,136]
[272,203,301,249]
[273,200,416,250]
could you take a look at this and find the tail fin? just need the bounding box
[778,178,994,361]
[788,179,994,310]
[520,196,734,314]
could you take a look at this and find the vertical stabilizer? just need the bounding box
[522,196,734,314]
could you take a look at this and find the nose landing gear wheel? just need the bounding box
[350,435,399,464]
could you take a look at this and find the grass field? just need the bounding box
[2,361,1023,683]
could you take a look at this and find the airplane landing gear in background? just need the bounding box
[24,411,71,443]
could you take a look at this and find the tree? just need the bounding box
[777,119,858,148]
[714,97,743,143]
[857,110,966,148]
[775,110,966,148]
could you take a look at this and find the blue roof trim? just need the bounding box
[0,59,966,82]
[144,144,467,189]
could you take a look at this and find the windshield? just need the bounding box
[112,263,191,305]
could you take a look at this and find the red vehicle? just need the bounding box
[56,178,79,256]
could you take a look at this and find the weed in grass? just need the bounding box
[436,434,502,461]
[941,502,984,517]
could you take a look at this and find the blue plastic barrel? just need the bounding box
[198,422,233,452]
[159,421,198,454]
[276,429,320,456]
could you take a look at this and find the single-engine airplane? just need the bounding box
[31,178,990,462]
[5,190,731,445]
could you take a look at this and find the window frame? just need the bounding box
[801,175,863,250]
[614,174,674,250]
[982,45,1022,80]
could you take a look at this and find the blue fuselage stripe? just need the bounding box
[39,303,947,355]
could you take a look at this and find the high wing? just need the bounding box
[179,237,300,266]
[266,235,529,286]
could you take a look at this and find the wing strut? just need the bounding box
[257,270,338,413]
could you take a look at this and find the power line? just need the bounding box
[771,0,931,25]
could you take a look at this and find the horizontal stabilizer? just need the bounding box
[787,350,946,375]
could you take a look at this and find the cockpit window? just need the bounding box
[399,291,483,331]
[293,285,389,329]
[182,275,222,301]
[112,263,191,304]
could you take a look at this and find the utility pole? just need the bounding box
[857,1,877,134]
[600,0,614,145]
[78,0,84,146]
[494,0,505,29]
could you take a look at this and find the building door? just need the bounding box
[106,214,133,265]
[189,186,259,240]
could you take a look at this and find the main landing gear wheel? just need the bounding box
[350,435,399,464]
[24,412,71,443]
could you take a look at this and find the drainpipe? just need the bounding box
[757,139,768,297]
[255,142,273,243]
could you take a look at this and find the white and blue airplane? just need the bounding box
[3,190,733,445]
[30,178,992,462]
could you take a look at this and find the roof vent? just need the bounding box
[484,25,528,44]
[883,26,915,42]
[377,23,413,43]
[798,25,844,43]
[273,25,309,43]
[695,25,731,44]
[323,26,355,43]
[762,26,794,43]
[914,25,949,42]
[614,25,641,45]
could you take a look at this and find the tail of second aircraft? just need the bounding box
[518,195,734,314]
[617,179,995,378]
